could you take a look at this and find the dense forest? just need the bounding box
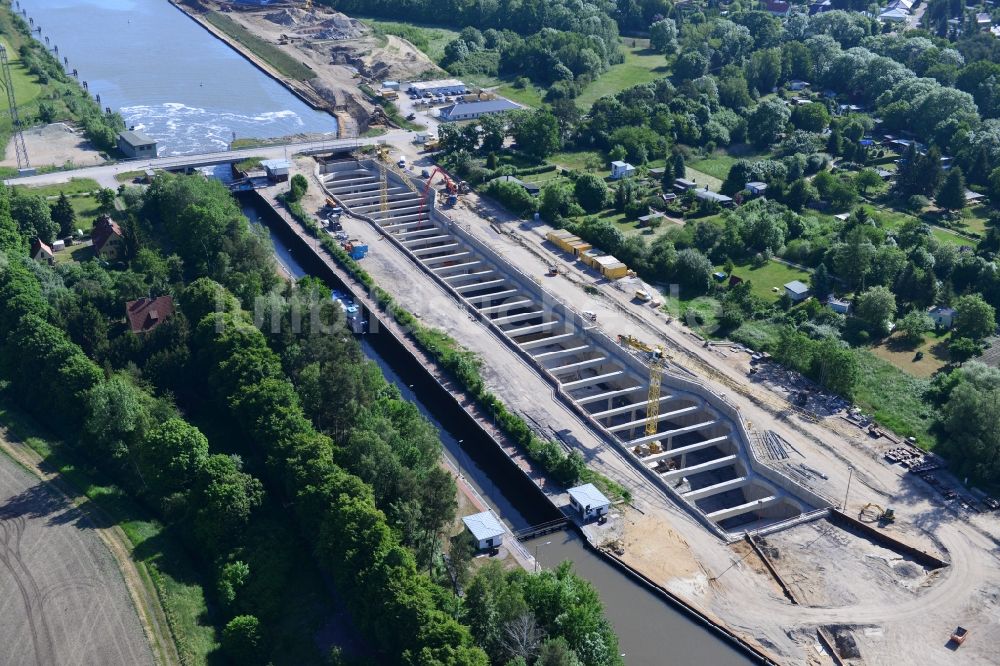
[425,4,1000,487]
[0,176,621,665]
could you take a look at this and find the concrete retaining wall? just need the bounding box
[324,159,830,541]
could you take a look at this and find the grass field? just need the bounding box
[574,42,668,109]
[684,165,723,192]
[0,38,42,115]
[206,12,314,81]
[0,395,218,664]
[496,42,668,110]
[17,179,103,232]
[723,260,812,301]
[870,331,950,379]
[853,350,935,447]
[361,18,460,64]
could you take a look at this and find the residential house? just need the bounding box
[929,306,956,329]
[610,160,636,180]
[30,238,53,265]
[878,6,909,22]
[92,215,125,261]
[965,190,986,205]
[977,12,992,28]
[673,178,697,191]
[827,296,851,314]
[493,174,540,195]
[568,483,611,521]
[462,511,505,551]
[637,211,665,226]
[788,80,810,91]
[125,296,175,334]
[784,280,811,302]
[809,0,832,14]
[745,181,768,197]
[694,188,734,207]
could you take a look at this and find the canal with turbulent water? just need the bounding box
[23,0,760,659]
[17,0,338,154]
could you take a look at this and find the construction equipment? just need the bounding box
[419,166,460,217]
[858,503,895,525]
[635,289,651,302]
[618,334,667,454]
[0,45,29,171]
[546,265,558,276]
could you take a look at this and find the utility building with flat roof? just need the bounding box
[568,483,611,520]
[117,130,158,159]
[462,511,505,551]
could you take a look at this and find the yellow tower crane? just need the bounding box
[617,335,668,454]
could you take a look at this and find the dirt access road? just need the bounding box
[0,432,173,666]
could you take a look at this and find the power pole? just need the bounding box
[0,44,29,170]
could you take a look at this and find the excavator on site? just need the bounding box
[617,334,669,456]
[859,502,896,525]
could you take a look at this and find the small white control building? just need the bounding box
[462,511,505,551]
[568,483,611,521]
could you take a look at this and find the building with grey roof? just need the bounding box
[117,130,157,159]
[439,98,520,121]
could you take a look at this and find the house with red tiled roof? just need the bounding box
[125,296,175,334]
[30,238,54,265]
[92,215,124,261]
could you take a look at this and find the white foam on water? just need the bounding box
[119,102,315,155]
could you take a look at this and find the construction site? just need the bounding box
[175,1,445,137]
[284,145,1000,665]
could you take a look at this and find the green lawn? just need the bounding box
[853,350,935,447]
[0,395,218,664]
[723,260,812,301]
[688,155,739,181]
[54,242,94,264]
[863,205,972,248]
[496,42,668,111]
[17,177,101,198]
[550,150,606,175]
[496,80,547,109]
[684,166,722,192]
[574,42,669,110]
[0,38,42,114]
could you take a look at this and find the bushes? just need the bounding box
[186,284,488,664]
[485,178,537,217]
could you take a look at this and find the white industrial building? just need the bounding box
[439,98,520,122]
[407,78,468,96]
[462,511,505,551]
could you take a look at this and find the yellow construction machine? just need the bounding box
[617,335,668,455]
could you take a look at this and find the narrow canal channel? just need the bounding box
[242,196,758,666]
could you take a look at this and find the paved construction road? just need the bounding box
[0,454,154,666]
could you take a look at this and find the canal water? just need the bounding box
[242,198,757,666]
[17,0,338,154]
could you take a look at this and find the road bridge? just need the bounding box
[4,134,391,189]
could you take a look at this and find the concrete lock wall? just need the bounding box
[329,160,829,540]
